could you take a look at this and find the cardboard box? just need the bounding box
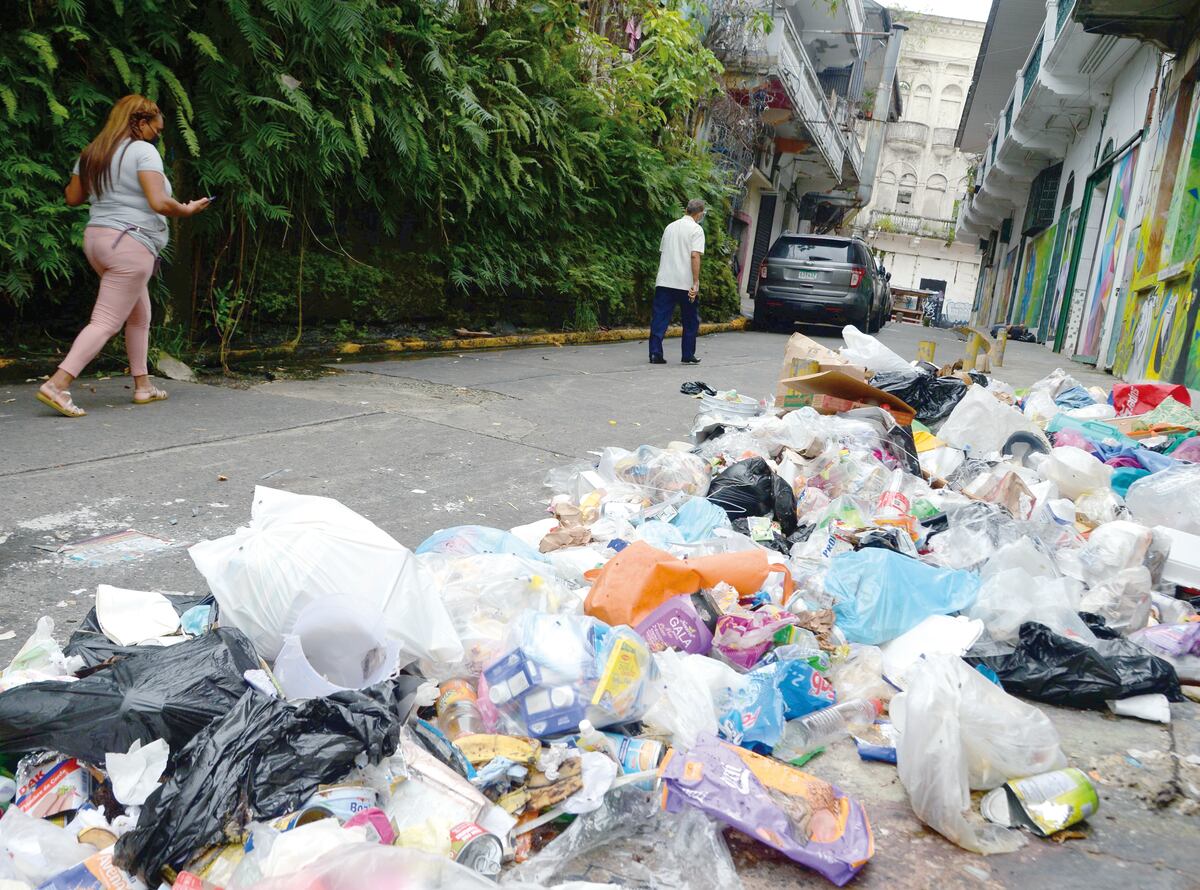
[776,334,867,405]
[779,371,916,425]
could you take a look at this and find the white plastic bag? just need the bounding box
[273,596,401,698]
[189,486,462,665]
[938,386,1047,457]
[839,325,911,373]
[0,806,96,885]
[0,617,83,690]
[1037,446,1114,500]
[892,655,1067,853]
[967,569,1096,646]
[1126,465,1200,533]
[641,650,727,748]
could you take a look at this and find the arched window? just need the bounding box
[1060,173,1075,211]
[938,84,963,128]
[878,170,897,212]
[909,84,932,124]
[924,174,948,217]
[897,172,917,211]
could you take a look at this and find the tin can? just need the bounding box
[981,767,1099,836]
[602,733,664,791]
[449,822,503,878]
[300,783,378,821]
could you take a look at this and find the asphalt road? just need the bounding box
[1,322,1196,889]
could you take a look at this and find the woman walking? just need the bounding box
[37,94,209,417]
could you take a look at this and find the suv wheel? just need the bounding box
[752,296,776,332]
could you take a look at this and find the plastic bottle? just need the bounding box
[772,699,882,762]
[576,719,619,759]
[436,679,484,741]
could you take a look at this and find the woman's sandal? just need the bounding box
[132,385,169,405]
[36,385,86,418]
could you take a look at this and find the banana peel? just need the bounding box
[454,734,542,766]
[526,757,583,809]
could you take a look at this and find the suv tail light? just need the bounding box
[759,260,769,280]
[849,266,865,287]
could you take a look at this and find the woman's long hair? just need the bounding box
[77,95,161,198]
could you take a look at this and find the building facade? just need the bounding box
[956,0,1200,390]
[855,12,986,316]
[704,0,906,299]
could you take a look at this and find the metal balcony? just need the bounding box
[887,121,929,154]
[1056,0,1076,35]
[869,210,956,241]
[1022,38,1043,101]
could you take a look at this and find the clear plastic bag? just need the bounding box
[891,655,1067,853]
[0,617,83,691]
[506,786,743,890]
[1126,464,1200,533]
[829,644,894,703]
[602,445,711,504]
[1079,566,1152,635]
[482,611,659,738]
[967,569,1096,646]
[416,553,583,680]
[1035,446,1114,500]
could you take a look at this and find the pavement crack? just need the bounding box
[0,410,387,478]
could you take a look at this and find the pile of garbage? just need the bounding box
[1,326,1198,890]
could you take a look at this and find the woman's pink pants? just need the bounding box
[59,227,155,378]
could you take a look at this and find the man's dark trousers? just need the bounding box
[649,286,699,360]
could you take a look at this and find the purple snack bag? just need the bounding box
[635,595,714,654]
[660,734,874,887]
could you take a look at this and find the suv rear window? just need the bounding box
[769,238,865,264]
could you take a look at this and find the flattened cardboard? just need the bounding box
[780,371,916,425]
[776,334,867,404]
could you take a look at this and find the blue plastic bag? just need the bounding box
[416,525,547,562]
[671,496,733,543]
[827,549,980,645]
[776,657,837,719]
[718,664,785,752]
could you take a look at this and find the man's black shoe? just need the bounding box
[681,356,701,364]
[649,356,667,364]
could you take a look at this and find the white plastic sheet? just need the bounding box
[839,325,911,373]
[189,486,461,665]
[892,655,1067,853]
[938,386,1047,457]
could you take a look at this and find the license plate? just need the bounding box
[793,269,820,281]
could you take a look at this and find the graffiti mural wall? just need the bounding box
[1114,74,1200,386]
[1015,224,1057,330]
[1079,150,1137,358]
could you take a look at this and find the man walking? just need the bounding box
[650,199,705,364]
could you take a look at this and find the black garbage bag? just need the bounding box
[114,678,422,882]
[0,627,259,763]
[884,423,922,477]
[970,621,1183,709]
[706,458,774,521]
[64,593,216,670]
[772,474,798,536]
[869,368,967,426]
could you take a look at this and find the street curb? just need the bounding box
[0,318,749,378]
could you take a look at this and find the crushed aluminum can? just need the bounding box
[981,767,1099,836]
[450,821,503,879]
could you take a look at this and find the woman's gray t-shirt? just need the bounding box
[72,139,171,256]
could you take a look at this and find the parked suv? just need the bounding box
[753,234,890,333]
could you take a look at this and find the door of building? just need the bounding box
[749,194,778,298]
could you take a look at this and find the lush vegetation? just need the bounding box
[1,0,742,362]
